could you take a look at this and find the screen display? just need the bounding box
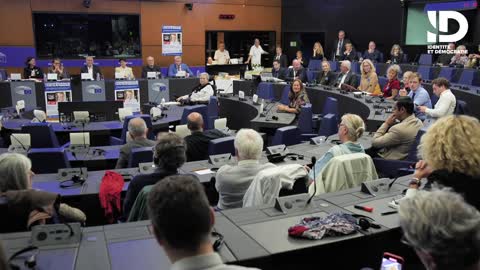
[33,13,141,59]
[381,258,403,270]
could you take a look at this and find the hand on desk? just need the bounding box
[277,104,288,112]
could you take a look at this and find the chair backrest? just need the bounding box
[379,52,384,63]
[437,67,455,81]
[318,113,338,136]
[378,76,388,90]
[280,85,290,105]
[120,115,154,143]
[174,124,191,138]
[418,54,432,65]
[457,69,475,85]
[406,129,426,161]
[454,100,469,115]
[256,82,275,101]
[271,126,300,146]
[128,146,154,168]
[0,195,30,233]
[0,69,7,80]
[206,96,219,130]
[208,136,235,156]
[417,66,432,80]
[27,148,70,174]
[180,105,208,125]
[328,61,338,72]
[308,60,322,70]
[21,123,60,148]
[351,62,360,74]
[298,103,313,134]
[322,97,339,116]
[310,153,378,194]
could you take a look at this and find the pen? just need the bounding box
[381,211,398,216]
[354,205,373,212]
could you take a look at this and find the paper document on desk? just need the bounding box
[194,169,214,175]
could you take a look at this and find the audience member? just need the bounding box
[80,56,102,79]
[272,60,286,80]
[285,59,306,82]
[408,115,480,210]
[358,59,381,95]
[214,42,230,65]
[335,60,357,89]
[141,56,162,78]
[115,58,134,79]
[418,77,456,119]
[316,61,336,86]
[311,42,325,60]
[466,47,480,68]
[115,118,156,169]
[370,97,423,160]
[450,45,468,66]
[277,79,310,115]
[48,57,69,79]
[332,30,350,61]
[398,189,480,270]
[295,50,308,68]
[168,56,194,77]
[216,129,275,210]
[274,46,288,68]
[436,43,455,66]
[383,64,401,99]
[399,70,413,96]
[407,72,432,121]
[147,175,260,270]
[184,112,227,161]
[388,44,404,64]
[177,72,214,104]
[23,56,43,79]
[245,38,267,66]
[123,133,186,218]
[341,42,358,62]
[361,41,382,63]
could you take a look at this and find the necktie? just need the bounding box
[337,40,342,55]
[411,91,416,101]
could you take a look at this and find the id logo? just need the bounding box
[86,85,103,94]
[152,83,167,92]
[427,11,468,43]
[14,86,32,95]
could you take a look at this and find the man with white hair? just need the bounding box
[167,56,194,77]
[334,60,357,89]
[80,56,102,79]
[115,117,156,169]
[215,129,276,209]
[176,72,214,104]
[245,38,267,66]
[398,189,480,270]
[141,56,162,78]
[285,59,307,82]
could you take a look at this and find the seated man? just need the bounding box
[123,133,186,218]
[398,189,480,270]
[334,60,357,89]
[271,59,286,80]
[370,97,423,160]
[184,112,227,162]
[215,129,275,210]
[167,56,194,77]
[176,72,214,104]
[80,56,102,79]
[418,77,456,119]
[115,118,156,169]
[407,72,432,121]
[147,175,259,270]
[285,59,306,82]
[141,56,162,78]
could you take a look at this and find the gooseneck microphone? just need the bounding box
[306,156,317,205]
[10,134,27,151]
[387,177,400,190]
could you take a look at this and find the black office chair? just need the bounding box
[279,176,308,197]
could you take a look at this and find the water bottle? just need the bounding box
[96,73,100,81]
[196,70,200,78]
[161,98,165,107]
[43,73,47,82]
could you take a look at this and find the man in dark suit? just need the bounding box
[285,59,307,82]
[80,56,102,80]
[184,112,227,162]
[335,60,357,89]
[274,46,288,68]
[272,60,286,80]
[141,56,162,79]
[122,133,185,219]
[115,117,156,169]
[332,30,351,61]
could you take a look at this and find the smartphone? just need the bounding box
[380,252,404,270]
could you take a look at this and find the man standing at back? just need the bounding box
[332,30,350,61]
[115,117,156,169]
[184,112,227,161]
[148,175,260,270]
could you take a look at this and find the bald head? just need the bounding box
[128,117,148,139]
[292,59,301,70]
[187,112,203,132]
[146,56,154,67]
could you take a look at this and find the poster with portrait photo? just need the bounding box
[162,25,182,56]
[44,81,72,118]
[114,80,141,113]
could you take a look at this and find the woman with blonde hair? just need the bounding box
[388,44,404,64]
[311,42,324,60]
[408,115,480,209]
[383,64,401,99]
[358,59,381,95]
[308,114,366,180]
[316,61,336,86]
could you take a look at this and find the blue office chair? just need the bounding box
[328,61,338,72]
[437,67,455,81]
[454,100,469,115]
[314,96,339,130]
[308,60,322,70]
[256,82,275,101]
[356,52,363,60]
[208,136,235,156]
[351,62,360,74]
[318,113,338,137]
[373,129,425,178]
[21,123,62,148]
[206,96,219,130]
[456,69,475,86]
[0,69,6,81]
[27,148,70,174]
[110,115,154,146]
[179,104,208,125]
[271,126,300,146]
[378,76,388,90]
[306,70,317,83]
[298,104,313,134]
[128,147,154,168]
[417,66,432,81]
[418,54,433,65]
[379,52,384,63]
[280,85,290,105]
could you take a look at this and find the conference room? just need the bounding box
[1,0,480,269]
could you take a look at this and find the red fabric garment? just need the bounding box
[99,171,125,223]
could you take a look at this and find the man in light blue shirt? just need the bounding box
[168,56,194,77]
[407,72,431,121]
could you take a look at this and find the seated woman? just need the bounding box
[308,114,366,180]
[295,50,308,68]
[383,64,401,99]
[48,57,69,79]
[450,45,468,67]
[388,44,404,64]
[0,153,86,232]
[23,56,44,79]
[115,58,135,79]
[311,42,325,60]
[316,61,336,86]
[407,115,480,210]
[277,79,310,115]
[358,59,381,95]
[176,72,214,104]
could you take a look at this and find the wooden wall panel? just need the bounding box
[0,0,34,46]
[30,0,140,13]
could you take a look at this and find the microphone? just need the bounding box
[387,177,400,190]
[11,134,27,151]
[306,156,317,205]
